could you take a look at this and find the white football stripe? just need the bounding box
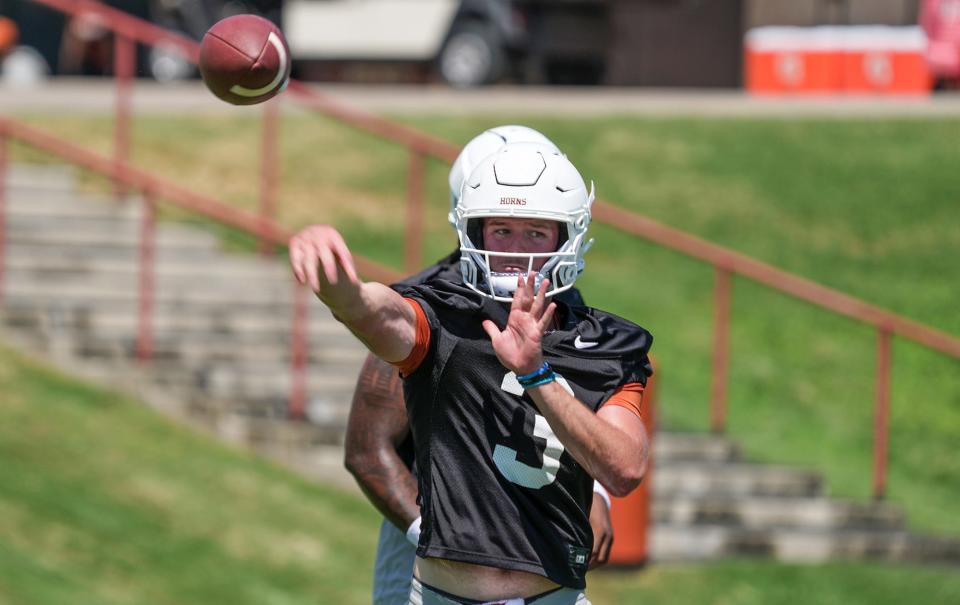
[229,32,289,97]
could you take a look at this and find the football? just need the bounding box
[198,14,291,106]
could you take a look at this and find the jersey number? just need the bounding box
[492,371,573,489]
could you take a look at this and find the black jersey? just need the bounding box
[387,251,462,470]
[388,250,586,470]
[399,279,652,589]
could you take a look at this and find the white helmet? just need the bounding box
[447,125,560,227]
[456,143,594,302]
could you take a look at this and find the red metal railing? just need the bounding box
[0,117,400,418]
[10,0,960,502]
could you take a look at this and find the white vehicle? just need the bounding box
[284,0,514,87]
[283,0,609,87]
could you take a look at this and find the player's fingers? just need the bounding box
[317,243,340,286]
[289,240,306,284]
[531,278,549,317]
[598,532,612,565]
[519,271,536,310]
[538,277,550,297]
[481,319,501,341]
[537,302,557,333]
[330,243,357,284]
[589,543,600,568]
[303,243,321,293]
[509,275,524,313]
[523,271,533,311]
[329,230,359,283]
[592,533,611,568]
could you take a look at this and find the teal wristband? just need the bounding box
[521,372,556,389]
[517,362,551,384]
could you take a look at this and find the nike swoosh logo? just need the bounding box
[574,336,599,349]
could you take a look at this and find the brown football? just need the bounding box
[198,14,291,106]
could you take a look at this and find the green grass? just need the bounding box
[588,561,960,604]
[8,112,960,537]
[0,344,380,604]
[3,342,960,605]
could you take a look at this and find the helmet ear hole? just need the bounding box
[555,224,569,251]
[467,218,485,248]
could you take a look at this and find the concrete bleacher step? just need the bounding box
[73,355,362,391]
[69,358,361,417]
[653,462,823,498]
[2,304,355,349]
[4,271,297,300]
[4,253,293,283]
[4,198,120,223]
[218,415,350,455]
[4,298,341,328]
[85,334,366,366]
[203,362,363,399]
[3,164,77,191]
[651,525,960,564]
[5,194,143,222]
[7,223,220,250]
[15,320,365,369]
[653,432,741,463]
[2,280,303,307]
[3,242,221,263]
[652,496,905,530]
[4,271,299,302]
[3,176,144,213]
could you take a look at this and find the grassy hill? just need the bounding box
[10,113,960,537]
[0,344,380,604]
[2,342,960,605]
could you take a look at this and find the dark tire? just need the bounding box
[438,22,503,88]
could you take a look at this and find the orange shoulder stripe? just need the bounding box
[393,298,430,377]
[602,382,644,419]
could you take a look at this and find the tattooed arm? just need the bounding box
[344,353,420,531]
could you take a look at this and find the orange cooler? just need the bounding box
[745,27,844,94]
[843,27,932,94]
[746,26,932,95]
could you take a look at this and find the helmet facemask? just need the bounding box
[458,218,589,302]
[454,144,594,303]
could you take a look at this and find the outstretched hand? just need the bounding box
[289,224,360,295]
[482,272,557,376]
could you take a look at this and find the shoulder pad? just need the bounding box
[390,250,462,291]
[399,278,488,315]
[559,307,653,361]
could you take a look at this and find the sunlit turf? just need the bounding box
[0,343,379,605]
[9,112,960,536]
[587,560,960,605]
